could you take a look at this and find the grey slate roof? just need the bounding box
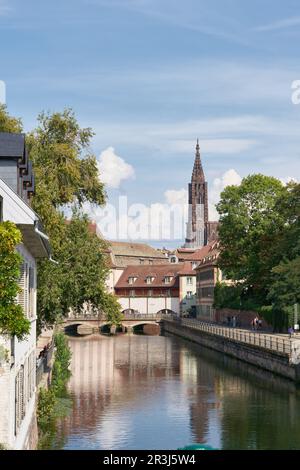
[0,132,25,158]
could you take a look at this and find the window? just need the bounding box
[187,291,193,299]
[129,290,135,297]
[139,259,145,265]
[148,289,153,296]
[149,260,153,265]
[146,276,154,284]
[128,277,137,285]
[164,276,173,284]
[199,269,214,281]
[199,287,214,298]
[187,277,193,285]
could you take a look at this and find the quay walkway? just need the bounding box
[163,316,300,358]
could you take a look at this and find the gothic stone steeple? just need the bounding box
[185,140,209,248]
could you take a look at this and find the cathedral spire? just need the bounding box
[192,139,205,182]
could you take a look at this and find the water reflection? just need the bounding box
[53,334,300,450]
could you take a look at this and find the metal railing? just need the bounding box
[164,317,292,356]
[123,313,162,321]
[66,313,164,322]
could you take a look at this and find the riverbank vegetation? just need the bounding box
[37,332,72,449]
[0,105,123,332]
[216,174,300,331]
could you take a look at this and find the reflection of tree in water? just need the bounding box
[179,347,222,445]
[180,338,300,450]
[220,383,300,449]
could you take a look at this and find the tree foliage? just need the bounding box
[0,104,23,133]
[0,222,30,339]
[217,175,300,330]
[217,174,285,290]
[27,109,121,329]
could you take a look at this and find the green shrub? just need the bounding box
[37,332,72,448]
[0,222,30,339]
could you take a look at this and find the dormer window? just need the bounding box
[146,276,155,284]
[128,276,137,285]
[164,276,173,284]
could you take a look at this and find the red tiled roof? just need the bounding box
[197,246,220,267]
[183,242,217,261]
[115,263,185,289]
[177,261,197,276]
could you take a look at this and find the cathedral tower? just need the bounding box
[185,140,209,248]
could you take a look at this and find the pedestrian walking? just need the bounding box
[258,319,262,330]
[288,326,294,339]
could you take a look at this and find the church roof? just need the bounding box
[192,139,205,182]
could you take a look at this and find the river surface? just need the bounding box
[53,333,300,450]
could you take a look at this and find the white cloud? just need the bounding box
[164,188,187,205]
[280,176,298,185]
[97,146,135,189]
[209,169,242,220]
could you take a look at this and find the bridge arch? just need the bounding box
[157,309,177,316]
[122,308,140,316]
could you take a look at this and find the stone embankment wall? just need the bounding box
[162,320,300,382]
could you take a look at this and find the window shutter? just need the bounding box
[19,366,25,421]
[18,262,30,318]
[15,367,25,433]
[29,267,35,318]
[18,262,26,312]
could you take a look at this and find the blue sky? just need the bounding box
[1,0,300,245]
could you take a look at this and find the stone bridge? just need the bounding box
[62,313,167,335]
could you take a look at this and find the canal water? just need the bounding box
[53,333,300,450]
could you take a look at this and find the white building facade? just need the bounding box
[0,132,50,449]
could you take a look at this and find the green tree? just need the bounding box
[28,109,120,329]
[268,257,300,309]
[267,182,300,317]
[0,104,23,133]
[217,174,285,293]
[0,222,30,339]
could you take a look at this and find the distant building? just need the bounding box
[195,242,222,322]
[0,132,51,449]
[178,262,197,317]
[184,140,218,249]
[114,263,197,316]
[106,241,168,293]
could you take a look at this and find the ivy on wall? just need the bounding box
[0,221,30,339]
